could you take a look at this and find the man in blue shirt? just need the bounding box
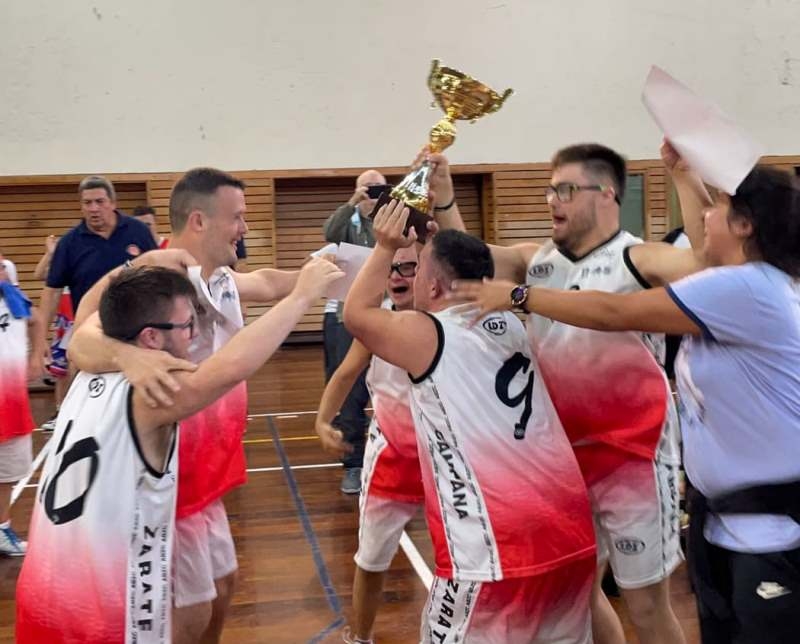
[36,176,156,414]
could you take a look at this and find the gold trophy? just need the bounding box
[372,59,513,240]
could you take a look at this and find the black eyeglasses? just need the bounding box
[389,261,417,277]
[124,316,195,341]
[545,182,620,205]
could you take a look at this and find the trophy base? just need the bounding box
[369,190,434,243]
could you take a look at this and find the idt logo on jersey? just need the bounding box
[482,316,507,336]
[528,262,554,279]
[88,376,106,398]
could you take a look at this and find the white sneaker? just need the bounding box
[342,627,373,644]
[0,523,27,557]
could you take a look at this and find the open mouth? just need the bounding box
[390,285,410,295]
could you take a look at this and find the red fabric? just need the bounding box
[176,382,248,518]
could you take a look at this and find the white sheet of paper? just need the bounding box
[641,65,764,194]
[309,242,372,300]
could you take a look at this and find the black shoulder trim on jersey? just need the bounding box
[409,312,445,384]
[557,229,623,263]
[622,245,653,289]
[127,387,175,478]
[662,227,685,244]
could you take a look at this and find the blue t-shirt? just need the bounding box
[668,262,800,552]
[46,213,157,309]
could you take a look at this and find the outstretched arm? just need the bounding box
[231,268,299,304]
[450,278,700,336]
[135,257,344,431]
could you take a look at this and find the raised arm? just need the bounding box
[32,235,57,281]
[74,248,197,328]
[625,140,713,286]
[343,200,438,378]
[135,257,344,431]
[425,150,539,282]
[315,339,372,456]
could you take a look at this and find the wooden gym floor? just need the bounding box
[0,345,700,643]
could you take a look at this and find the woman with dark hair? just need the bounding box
[452,164,800,644]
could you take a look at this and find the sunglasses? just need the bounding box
[389,261,418,278]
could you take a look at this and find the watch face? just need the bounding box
[511,285,527,306]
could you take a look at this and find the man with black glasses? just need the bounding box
[431,142,710,644]
[322,169,390,494]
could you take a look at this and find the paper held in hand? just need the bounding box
[311,242,372,300]
[641,65,764,194]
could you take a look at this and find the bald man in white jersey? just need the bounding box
[345,203,596,643]
[432,142,709,644]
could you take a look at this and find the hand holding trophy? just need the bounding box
[371,59,513,242]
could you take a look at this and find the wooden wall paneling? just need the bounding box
[481,173,497,245]
[0,182,147,304]
[493,167,552,247]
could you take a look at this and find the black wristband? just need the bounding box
[433,196,456,212]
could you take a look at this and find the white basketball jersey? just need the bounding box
[526,232,679,466]
[409,305,594,582]
[17,372,177,644]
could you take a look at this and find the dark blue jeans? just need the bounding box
[323,312,368,469]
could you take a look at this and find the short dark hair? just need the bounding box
[169,167,246,233]
[730,166,800,278]
[430,229,494,282]
[99,266,197,342]
[552,143,627,203]
[78,175,116,202]
[132,205,157,217]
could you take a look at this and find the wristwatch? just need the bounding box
[509,284,529,311]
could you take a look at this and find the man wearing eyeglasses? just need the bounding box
[429,143,710,644]
[67,167,308,644]
[16,261,342,644]
[315,246,421,644]
[322,169,391,495]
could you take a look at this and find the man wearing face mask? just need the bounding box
[322,169,388,494]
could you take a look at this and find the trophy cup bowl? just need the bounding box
[371,59,513,242]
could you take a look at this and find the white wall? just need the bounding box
[1,0,798,175]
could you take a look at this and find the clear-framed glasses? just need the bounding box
[389,261,418,277]
[545,182,617,204]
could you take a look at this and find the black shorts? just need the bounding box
[695,540,800,644]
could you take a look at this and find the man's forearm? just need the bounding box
[37,287,60,345]
[68,315,127,373]
[434,203,466,232]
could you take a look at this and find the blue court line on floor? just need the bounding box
[266,417,344,642]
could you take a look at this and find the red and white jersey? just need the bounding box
[365,350,422,501]
[409,305,594,582]
[0,295,35,442]
[17,372,177,644]
[177,266,248,518]
[526,233,679,470]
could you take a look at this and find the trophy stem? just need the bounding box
[429,117,457,154]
